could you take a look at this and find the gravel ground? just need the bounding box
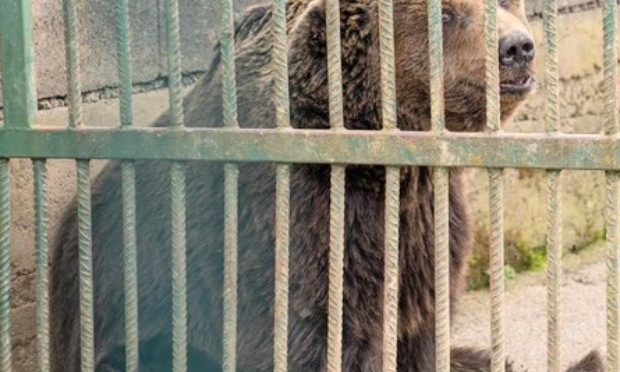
[452,243,608,371]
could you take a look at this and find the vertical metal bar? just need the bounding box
[377,0,399,371]
[488,168,504,372]
[163,0,187,369]
[382,167,400,372]
[603,0,619,366]
[220,0,239,370]
[0,0,37,128]
[121,161,138,372]
[271,0,291,130]
[606,172,620,372]
[378,0,396,132]
[164,0,184,128]
[223,164,238,372]
[433,166,450,372]
[428,0,450,368]
[63,0,83,128]
[543,0,561,368]
[546,170,562,372]
[484,0,500,134]
[34,160,50,372]
[116,0,134,128]
[77,160,94,372]
[0,160,11,372]
[325,1,345,372]
[271,0,291,370]
[484,0,504,367]
[115,1,139,371]
[274,164,290,372]
[170,162,187,372]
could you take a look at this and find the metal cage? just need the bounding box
[0,0,618,371]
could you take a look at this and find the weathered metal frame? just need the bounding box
[0,0,618,370]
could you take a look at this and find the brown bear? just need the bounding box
[49,0,604,371]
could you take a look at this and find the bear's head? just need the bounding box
[393,0,536,131]
[286,0,536,131]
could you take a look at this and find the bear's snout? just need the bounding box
[499,31,535,67]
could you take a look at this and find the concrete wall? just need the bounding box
[1,0,259,109]
[0,0,618,370]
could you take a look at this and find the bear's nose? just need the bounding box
[499,32,535,67]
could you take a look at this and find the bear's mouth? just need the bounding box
[500,75,534,95]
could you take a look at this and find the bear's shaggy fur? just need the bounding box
[49,0,604,371]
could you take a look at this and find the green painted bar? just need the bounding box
[170,162,188,372]
[77,160,94,372]
[222,164,238,372]
[114,0,139,370]
[219,0,240,370]
[164,0,184,128]
[34,160,50,372]
[0,0,37,129]
[63,0,83,128]
[116,0,134,128]
[0,160,11,372]
[121,162,139,372]
[1,129,620,170]
[162,0,188,368]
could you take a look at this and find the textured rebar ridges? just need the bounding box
[489,168,505,372]
[378,0,396,131]
[63,0,83,128]
[220,0,239,370]
[170,162,187,372]
[603,0,619,365]
[546,170,562,372]
[271,0,292,370]
[326,0,345,370]
[34,160,50,372]
[434,167,450,372]
[272,0,291,129]
[382,167,400,372]
[606,172,620,371]
[0,160,12,372]
[115,0,133,127]
[274,164,290,372]
[164,0,184,127]
[223,164,239,372]
[114,0,139,369]
[77,160,94,372]
[328,165,345,372]
[121,162,138,372]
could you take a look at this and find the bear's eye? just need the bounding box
[442,9,454,24]
[498,0,510,7]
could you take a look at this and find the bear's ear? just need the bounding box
[287,0,328,63]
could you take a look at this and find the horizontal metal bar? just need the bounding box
[1,128,620,169]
